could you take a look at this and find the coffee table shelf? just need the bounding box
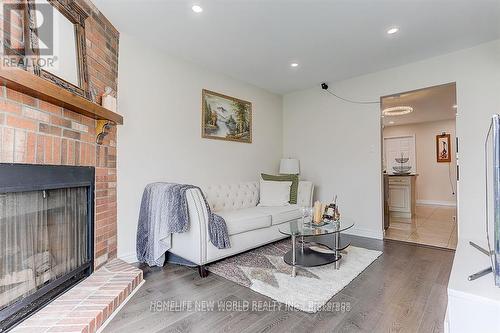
[278,218,355,277]
[283,247,340,267]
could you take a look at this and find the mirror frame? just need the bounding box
[26,0,90,99]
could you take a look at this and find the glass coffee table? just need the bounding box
[278,218,355,277]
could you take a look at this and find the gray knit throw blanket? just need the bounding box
[136,183,231,267]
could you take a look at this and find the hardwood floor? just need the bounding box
[103,235,454,333]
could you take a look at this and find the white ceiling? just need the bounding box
[95,0,500,94]
[382,83,457,127]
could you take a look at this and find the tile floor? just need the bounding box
[384,204,457,249]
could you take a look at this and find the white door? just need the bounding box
[384,136,416,174]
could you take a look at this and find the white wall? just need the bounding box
[284,40,500,241]
[117,33,283,260]
[384,120,457,206]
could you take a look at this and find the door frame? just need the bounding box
[379,82,459,239]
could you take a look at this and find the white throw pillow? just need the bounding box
[258,180,292,207]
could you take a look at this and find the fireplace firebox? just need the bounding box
[0,164,94,331]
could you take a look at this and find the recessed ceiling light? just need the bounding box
[387,27,399,35]
[290,63,299,68]
[192,5,203,13]
[382,106,413,116]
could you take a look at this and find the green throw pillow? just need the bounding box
[261,173,299,204]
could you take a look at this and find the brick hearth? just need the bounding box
[11,259,143,333]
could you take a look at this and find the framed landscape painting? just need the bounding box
[202,89,252,143]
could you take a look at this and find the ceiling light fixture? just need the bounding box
[290,63,299,68]
[192,4,203,13]
[387,27,399,35]
[453,104,458,109]
[382,106,413,116]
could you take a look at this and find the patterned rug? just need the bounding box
[207,239,382,313]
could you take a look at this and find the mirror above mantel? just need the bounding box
[25,0,90,99]
[0,0,122,126]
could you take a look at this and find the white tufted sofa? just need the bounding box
[169,181,314,273]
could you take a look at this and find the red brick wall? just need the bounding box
[0,0,119,269]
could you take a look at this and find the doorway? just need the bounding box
[381,83,458,249]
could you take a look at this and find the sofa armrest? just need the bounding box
[169,188,209,265]
[298,181,314,207]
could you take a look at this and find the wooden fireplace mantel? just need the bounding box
[0,67,123,125]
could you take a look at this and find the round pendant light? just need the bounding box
[382,106,414,116]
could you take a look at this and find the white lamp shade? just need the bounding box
[279,158,300,174]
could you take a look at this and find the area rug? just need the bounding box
[207,239,382,313]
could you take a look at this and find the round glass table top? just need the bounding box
[278,218,355,236]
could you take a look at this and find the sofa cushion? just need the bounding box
[261,173,299,204]
[258,180,293,207]
[254,205,302,225]
[217,207,272,236]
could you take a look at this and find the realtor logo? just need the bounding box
[2,1,55,68]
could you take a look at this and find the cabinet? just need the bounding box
[445,239,500,333]
[388,176,416,219]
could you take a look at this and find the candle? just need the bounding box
[102,87,117,112]
[313,201,322,223]
[102,94,117,112]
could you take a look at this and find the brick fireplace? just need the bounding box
[0,0,119,270]
[0,1,144,332]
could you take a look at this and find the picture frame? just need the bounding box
[436,133,451,163]
[25,0,90,99]
[201,89,252,143]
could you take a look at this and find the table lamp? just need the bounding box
[279,158,300,175]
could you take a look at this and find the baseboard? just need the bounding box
[417,200,456,207]
[96,279,145,333]
[344,227,383,240]
[119,252,137,264]
[390,211,412,219]
[117,229,384,262]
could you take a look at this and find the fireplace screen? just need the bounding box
[0,164,94,330]
[0,187,89,310]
